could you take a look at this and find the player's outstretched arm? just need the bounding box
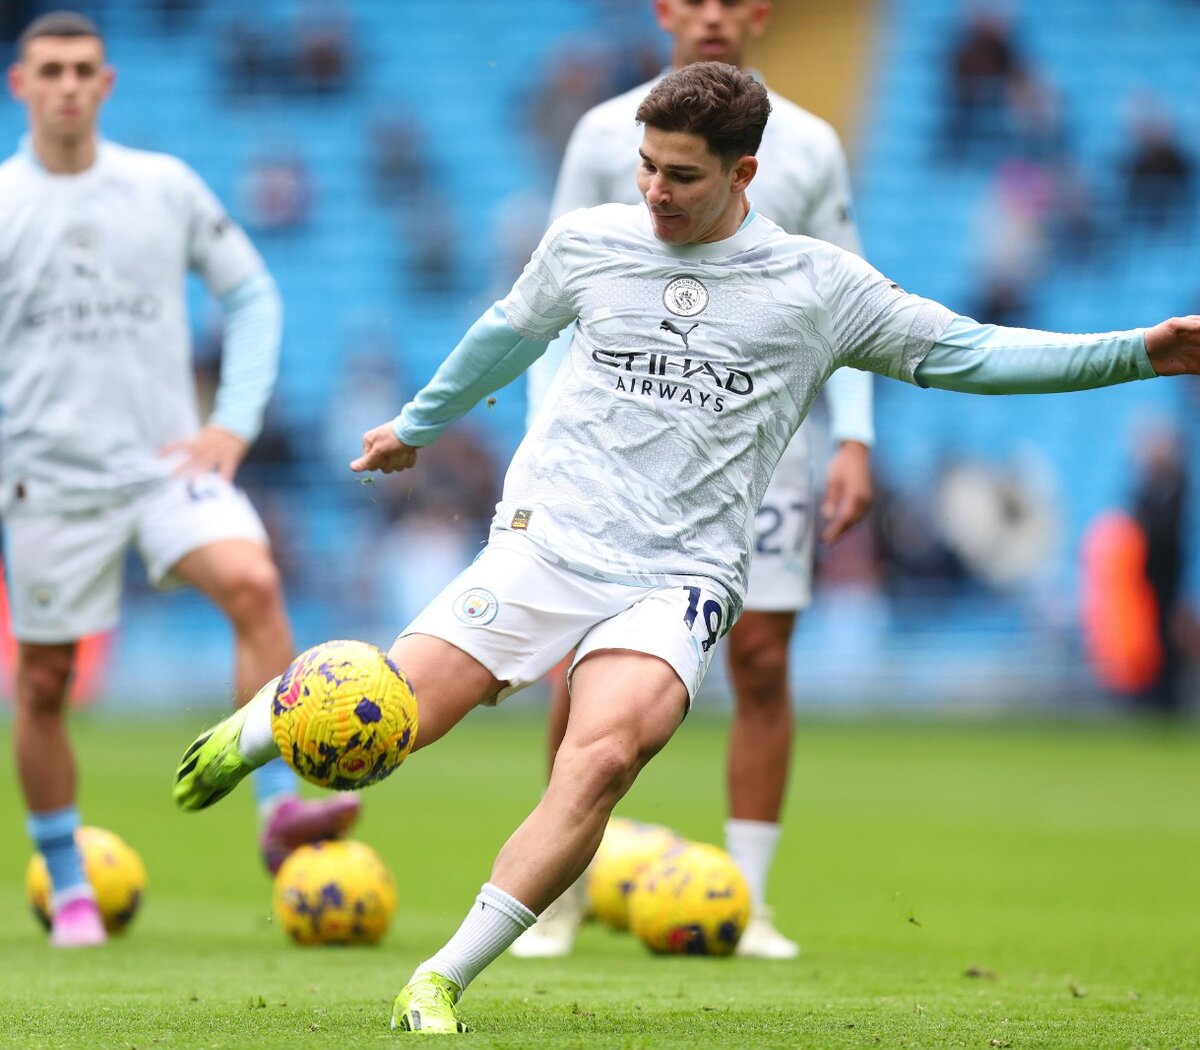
[350,303,554,475]
[910,311,1200,394]
[1144,315,1200,375]
[351,425,417,474]
[913,317,1157,394]
[395,306,552,440]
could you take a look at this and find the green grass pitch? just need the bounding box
[0,710,1197,1048]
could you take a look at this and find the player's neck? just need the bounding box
[695,196,751,244]
[671,50,748,72]
[32,129,99,174]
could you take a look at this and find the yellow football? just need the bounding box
[586,817,683,931]
[628,841,750,955]
[271,639,418,790]
[272,838,397,945]
[26,825,146,935]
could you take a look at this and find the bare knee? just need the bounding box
[18,646,75,717]
[734,636,788,689]
[727,612,794,708]
[553,732,642,810]
[222,557,285,627]
[554,651,687,811]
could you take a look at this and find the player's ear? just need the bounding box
[8,63,26,102]
[730,155,757,193]
[100,64,116,100]
[750,0,772,40]
[653,0,674,32]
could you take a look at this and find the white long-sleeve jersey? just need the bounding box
[397,210,1152,619]
[0,139,266,511]
[527,71,872,444]
[402,204,952,616]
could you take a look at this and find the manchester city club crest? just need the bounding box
[662,275,709,317]
[452,587,499,625]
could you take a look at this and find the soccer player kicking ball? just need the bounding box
[519,0,873,960]
[2,11,359,947]
[177,63,1200,1034]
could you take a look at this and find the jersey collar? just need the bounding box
[19,133,108,178]
[642,203,765,260]
[657,65,765,85]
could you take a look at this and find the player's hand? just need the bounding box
[820,440,873,543]
[161,425,248,482]
[1144,316,1200,376]
[351,423,418,474]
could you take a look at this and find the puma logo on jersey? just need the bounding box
[659,319,699,351]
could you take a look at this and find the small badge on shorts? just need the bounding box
[511,508,533,530]
[453,587,499,626]
[30,584,55,609]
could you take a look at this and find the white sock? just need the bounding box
[725,818,781,909]
[416,883,536,992]
[236,675,283,766]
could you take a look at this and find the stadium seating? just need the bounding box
[851,0,1200,689]
[4,1,1195,707]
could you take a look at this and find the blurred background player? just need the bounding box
[516,0,874,959]
[1,10,358,947]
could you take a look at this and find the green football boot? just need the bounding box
[174,684,267,811]
[391,972,468,1034]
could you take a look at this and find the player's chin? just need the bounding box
[651,217,690,244]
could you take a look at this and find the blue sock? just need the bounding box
[26,806,90,902]
[252,758,298,816]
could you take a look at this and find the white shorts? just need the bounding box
[397,532,730,706]
[745,425,815,613]
[3,474,268,643]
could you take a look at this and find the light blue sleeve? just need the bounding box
[209,272,283,442]
[821,366,874,446]
[393,304,550,447]
[914,316,1156,394]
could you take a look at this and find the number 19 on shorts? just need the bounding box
[682,586,723,652]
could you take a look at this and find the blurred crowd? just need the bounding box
[941,9,1195,326]
[1,1,1194,714]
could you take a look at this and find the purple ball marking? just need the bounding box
[354,698,383,724]
[718,919,740,944]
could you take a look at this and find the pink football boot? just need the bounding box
[259,794,362,874]
[50,897,107,948]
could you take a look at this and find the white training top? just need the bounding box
[526,71,872,443]
[493,204,951,614]
[0,139,265,511]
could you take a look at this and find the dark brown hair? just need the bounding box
[16,11,103,59]
[635,62,771,168]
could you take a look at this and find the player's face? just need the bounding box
[655,0,771,68]
[637,126,756,244]
[8,36,113,142]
